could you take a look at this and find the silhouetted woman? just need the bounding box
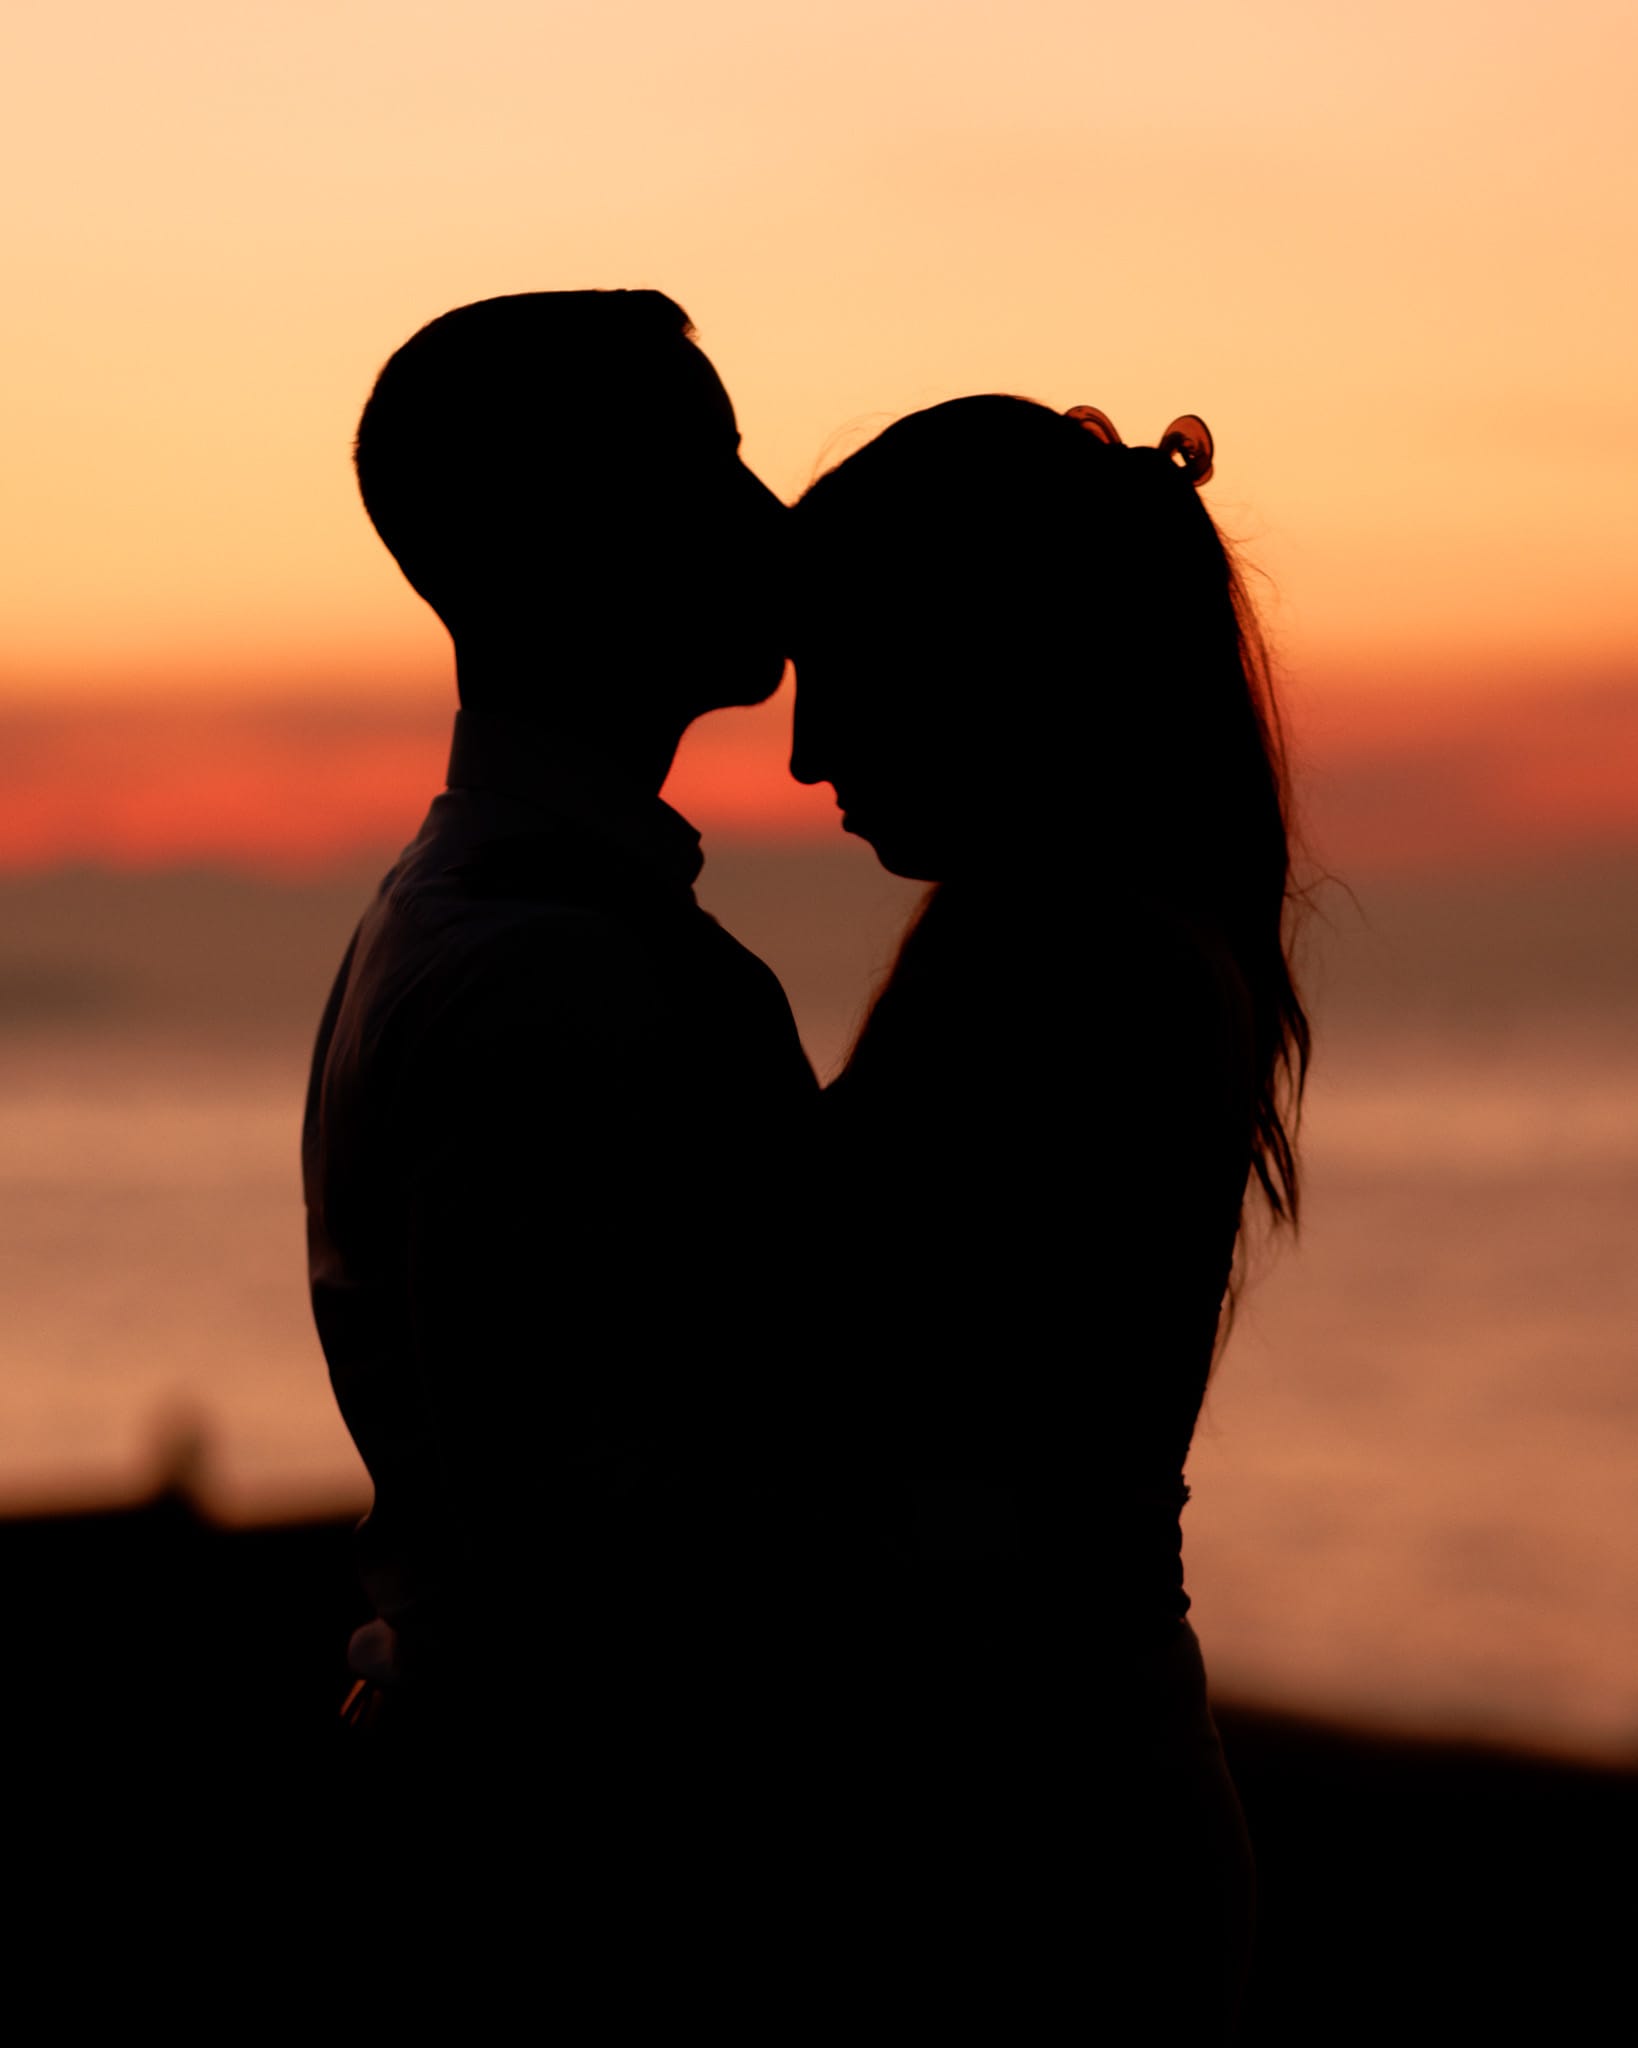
[791,396,1308,2038]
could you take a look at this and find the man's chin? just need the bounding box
[694,652,791,715]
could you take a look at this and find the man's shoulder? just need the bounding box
[357,867,662,1049]
[319,800,814,1077]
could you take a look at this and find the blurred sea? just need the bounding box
[2,843,1635,1762]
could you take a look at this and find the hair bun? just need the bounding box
[1064,403,1124,447]
[1157,415,1214,487]
[1065,405,1215,486]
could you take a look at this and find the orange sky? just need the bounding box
[3,2,1636,861]
[4,677,1636,879]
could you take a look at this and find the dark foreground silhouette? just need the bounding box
[6,1477,1628,2039]
[787,395,1312,2034]
[306,291,822,1741]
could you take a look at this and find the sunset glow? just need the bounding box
[4,0,1635,800]
[3,676,1635,878]
[5,5,1637,1792]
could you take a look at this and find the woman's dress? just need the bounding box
[820,877,1258,2036]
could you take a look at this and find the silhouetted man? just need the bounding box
[302,293,819,1777]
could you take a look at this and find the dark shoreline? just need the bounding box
[7,1485,1627,2039]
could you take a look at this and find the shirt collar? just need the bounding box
[445,709,704,889]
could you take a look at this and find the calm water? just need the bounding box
[2,850,1635,1761]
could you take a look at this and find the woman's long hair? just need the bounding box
[800,394,1310,1229]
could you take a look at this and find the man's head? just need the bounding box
[354,290,787,721]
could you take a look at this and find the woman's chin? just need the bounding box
[843,815,944,882]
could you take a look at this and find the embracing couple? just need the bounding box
[303,289,1307,2036]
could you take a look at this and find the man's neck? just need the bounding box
[452,652,690,799]
[444,708,706,882]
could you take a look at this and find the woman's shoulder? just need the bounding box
[1104,893,1247,1000]
[835,880,1251,1098]
[845,878,1248,1023]
[1092,896,1253,1067]
[973,879,1248,1022]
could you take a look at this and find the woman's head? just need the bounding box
[793,392,1308,1222]
[795,396,1254,875]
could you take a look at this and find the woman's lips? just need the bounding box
[830,786,876,838]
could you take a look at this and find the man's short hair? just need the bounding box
[353,290,698,634]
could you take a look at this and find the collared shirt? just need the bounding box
[303,711,820,1673]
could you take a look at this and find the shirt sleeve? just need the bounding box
[395,911,817,1588]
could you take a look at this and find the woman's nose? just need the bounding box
[788,677,829,787]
